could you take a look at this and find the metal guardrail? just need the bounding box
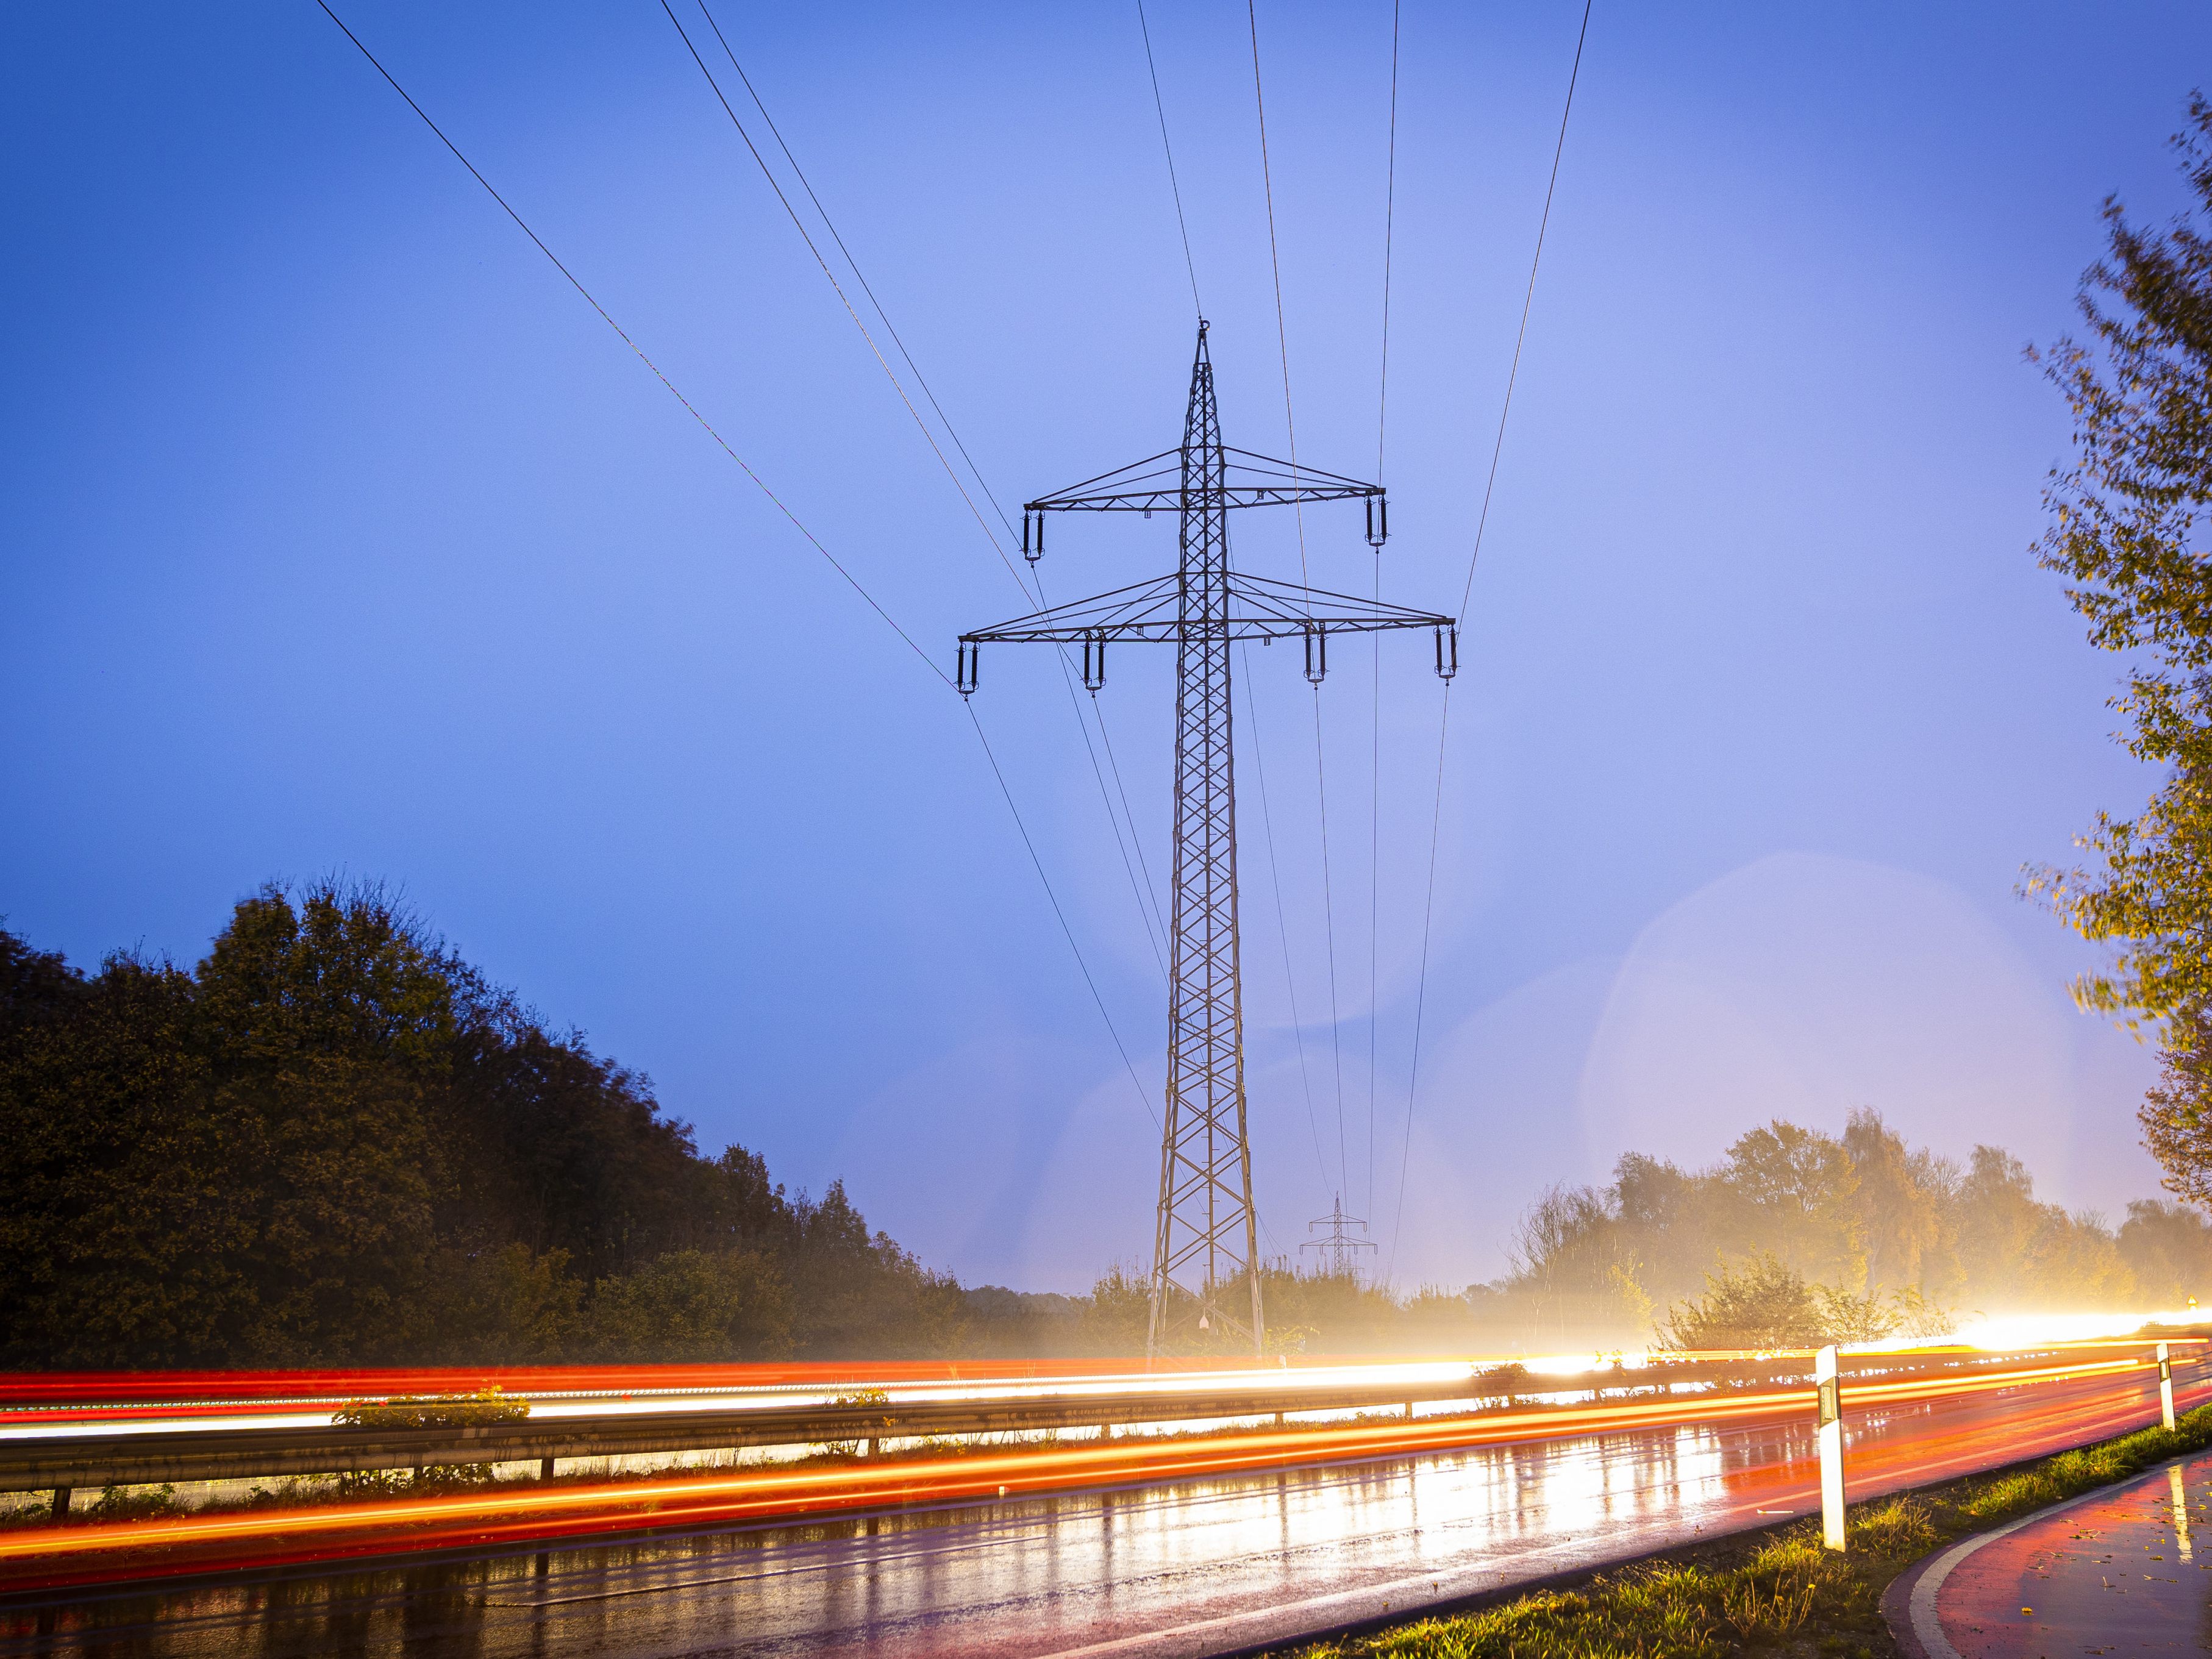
[0,1346,2117,1497]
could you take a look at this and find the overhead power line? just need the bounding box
[1369,0,1401,1227]
[657,1,1029,599]
[693,0,1022,548]
[1135,0,1202,317]
[1388,0,1594,1282]
[310,0,1158,1125]
[1240,643,1338,1200]
[665,1,1173,984]
[309,0,939,682]
[1247,0,1352,1211]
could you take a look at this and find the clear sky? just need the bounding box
[5,2,2210,1293]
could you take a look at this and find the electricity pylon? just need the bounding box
[1300,1193,1379,1279]
[958,322,1456,1357]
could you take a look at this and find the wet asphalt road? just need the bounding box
[3,1368,2182,1659]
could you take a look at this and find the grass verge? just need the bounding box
[1279,1402,2212,1659]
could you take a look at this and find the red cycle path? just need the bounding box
[1891,1449,2212,1657]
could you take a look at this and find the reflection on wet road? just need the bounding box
[5,1369,2178,1658]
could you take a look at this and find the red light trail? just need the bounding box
[0,1345,2188,1593]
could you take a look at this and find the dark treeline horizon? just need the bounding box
[0,880,977,1368]
[4,881,2208,1369]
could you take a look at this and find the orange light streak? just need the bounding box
[0,1352,2158,1586]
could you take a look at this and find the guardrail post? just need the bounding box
[2160,1341,2177,1432]
[540,1457,557,1480]
[1816,1344,1845,1552]
[49,1486,70,1521]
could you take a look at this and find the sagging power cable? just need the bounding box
[1387,0,1594,1282]
[1247,0,1353,1208]
[1240,644,1338,1201]
[668,2,1171,981]
[310,0,1160,1127]
[1368,0,1401,1224]
[1135,0,1203,318]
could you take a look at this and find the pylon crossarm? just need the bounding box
[963,571,1453,648]
[1026,446,1380,513]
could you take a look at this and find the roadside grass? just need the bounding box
[1281,1403,2212,1658]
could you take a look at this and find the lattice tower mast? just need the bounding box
[1300,1193,1379,1279]
[958,323,1457,1356]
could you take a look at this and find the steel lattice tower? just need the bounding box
[1300,1194,1379,1279]
[958,323,1457,1355]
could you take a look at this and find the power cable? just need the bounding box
[967,703,1162,1131]
[694,0,1022,545]
[691,1,1168,957]
[311,0,939,684]
[1386,0,1593,1282]
[1246,0,1350,1214]
[669,2,1171,982]
[1245,0,1310,594]
[1309,691,1351,1206]
[1455,0,1589,617]
[1375,0,1400,487]
[657,1,1032,602]
[1368,0,1400,1227]
[1368,569,1382,1228]
[1135,0,1202,317]
[1239,644,1336,1199]
[1043,574,1171,977]
[1094,691,1171,946]
[311,0,1158,1128]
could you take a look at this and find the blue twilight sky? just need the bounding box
[4,3,2209,1293]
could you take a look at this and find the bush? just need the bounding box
[582,1248,793,1361]
[331,1387,529,1430]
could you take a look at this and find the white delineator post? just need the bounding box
[1816,1344,1846,1552]
[2159,1341,2177,1432]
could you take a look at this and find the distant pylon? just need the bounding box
[958,323,1456,1356]
[1299,1193,1379,1279]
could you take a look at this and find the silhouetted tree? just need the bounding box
[0,884,974,1367]
[2029,98,2212,1199]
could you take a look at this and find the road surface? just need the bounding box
[2,1365,2189,1658]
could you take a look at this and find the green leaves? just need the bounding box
[2037,99,2212,1197]
[0,883,969,1367]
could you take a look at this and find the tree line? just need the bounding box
[1485,1111,2212,1350]
[5,883,2207,1366]
[0,881,969,1367]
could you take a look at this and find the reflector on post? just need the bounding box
[1816,1344,1845,1552]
